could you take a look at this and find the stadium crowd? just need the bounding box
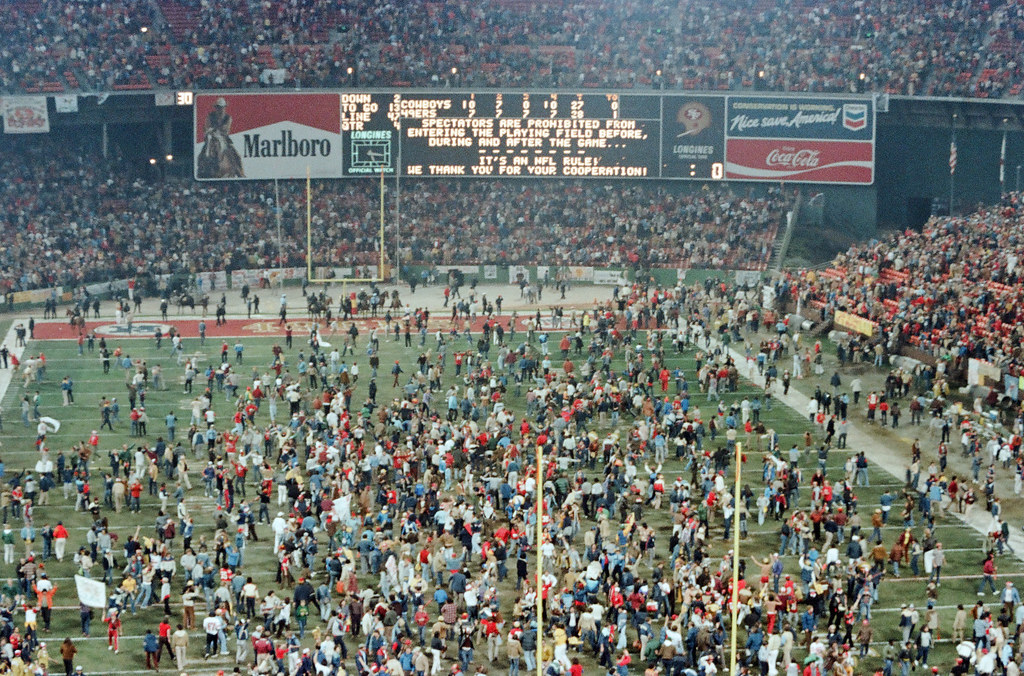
[1,0,1022,98]
[2,274,1021,676]
[0,138,784,294]
[781,192,1024,376]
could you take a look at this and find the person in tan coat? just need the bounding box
[171,623,189,671]
[112,479,126,513]
[507,634,524,674]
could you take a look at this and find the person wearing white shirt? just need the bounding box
[272,513,288,549]
[202,612,223,658]
[977,647,997,675]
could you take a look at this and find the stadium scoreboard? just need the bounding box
[349,92,675,179]
[192,91,875,184]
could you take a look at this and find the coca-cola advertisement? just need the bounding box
[725,138,874,184]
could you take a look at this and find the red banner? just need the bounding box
[725,138,873,184]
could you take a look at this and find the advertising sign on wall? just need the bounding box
[194,93,343,180]
[192,91,874,185]
[724,97,874,184]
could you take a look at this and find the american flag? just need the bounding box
[949,139,957,175]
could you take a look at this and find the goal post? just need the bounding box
[304,166,390,284]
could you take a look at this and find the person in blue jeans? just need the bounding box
[458,632,474,672]
[80,602,92,636]
[881,640,896,676]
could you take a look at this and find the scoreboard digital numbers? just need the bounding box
[194,91,874,184]
[341,92,679,179]
[407,93,657,178]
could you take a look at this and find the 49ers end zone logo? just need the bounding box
[239,320,380,335]
[95,322,176,337]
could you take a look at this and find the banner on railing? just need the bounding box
[593,270,628,285]
[968,358,1001,387]
[3,96,49,134]
[834,310,875,336]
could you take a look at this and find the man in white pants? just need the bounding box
[53,522,68,561]
[2,525,14,564]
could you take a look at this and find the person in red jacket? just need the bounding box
[52,522,68,561]
[615,649,631,676]
[104,609,121,653]
[978,552,998,595]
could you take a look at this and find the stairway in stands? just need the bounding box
[154,0,199,41]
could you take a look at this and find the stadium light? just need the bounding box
[140,26,148,33]
[148,158,157,165]
[165,154,173,162]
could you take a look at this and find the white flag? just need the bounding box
[53,95,78,113]
[75,575,107,608]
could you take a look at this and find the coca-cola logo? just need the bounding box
[766,148,820,169]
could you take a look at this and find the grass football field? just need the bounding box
[0,320,1014,674]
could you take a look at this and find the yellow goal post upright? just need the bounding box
[304,166,389,289]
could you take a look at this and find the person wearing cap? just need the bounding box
[506,628,524,676]
[977,644,997,674]
[272,511,288,549]
[8,651,24,676]
[181,580,201,630]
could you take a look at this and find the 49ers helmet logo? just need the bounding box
[676,102,712,137]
